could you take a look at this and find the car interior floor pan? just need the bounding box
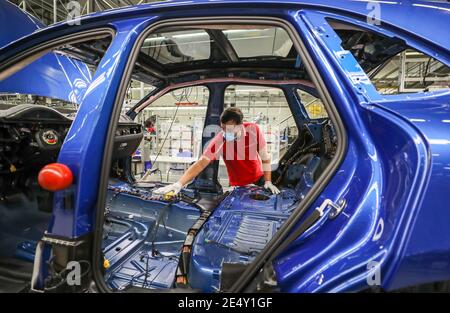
[102,182,200,290]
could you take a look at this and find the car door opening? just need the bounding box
[97,23,339,292]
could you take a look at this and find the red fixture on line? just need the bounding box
[38,163,73,192]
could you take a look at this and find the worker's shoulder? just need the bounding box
[243,122,262,134]
[243,121,259,129]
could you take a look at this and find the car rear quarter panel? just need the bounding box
[273,9,445,292]
[374,92,450,289]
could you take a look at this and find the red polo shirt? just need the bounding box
[203,122,266,186]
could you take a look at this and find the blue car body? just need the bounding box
[0,1,92,104]
[0,0,449,292]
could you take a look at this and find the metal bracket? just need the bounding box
[41,235,79,247]
[316,198,347,219]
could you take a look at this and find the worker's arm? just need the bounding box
[154,132,223,195]
[178,156,211,186]
[152,156,211,195]
[258,145,272,181]
[258,141,281,195]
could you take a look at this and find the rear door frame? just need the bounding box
[253,9,432,292]
[90,13,349,293]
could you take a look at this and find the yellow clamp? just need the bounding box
[103,257,110,269]
[163,191,176,201]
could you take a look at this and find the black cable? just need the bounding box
[140,201,173,288]
[275,141,320,185]
[128,272,144,289]
[150,85,194,171]
[140,249,180,289]
[151,103,180,166]
[150,203,172,256]
[44,259,91,291]
[423,57,432,89]
[141,251,151,288]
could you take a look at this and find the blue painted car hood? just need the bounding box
[0,0,44,48]
[0,0,92,104]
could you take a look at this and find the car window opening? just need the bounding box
[328,19,450,94]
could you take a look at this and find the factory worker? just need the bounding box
[153,107,280,195]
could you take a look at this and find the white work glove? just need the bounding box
[153,182,182,195]
[264,181,281,195]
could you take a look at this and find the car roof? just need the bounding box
[2,1,449,56]
[58,0,450,52]
[1,0,448,100]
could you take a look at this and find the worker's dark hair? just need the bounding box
[220,107,243,125]
[144,117,154,128]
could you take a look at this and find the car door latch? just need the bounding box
[316,198,347,219]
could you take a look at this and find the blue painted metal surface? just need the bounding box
[0,0,449,292]
[0,53,92,104]
[271,8,447,292]
[49,17,155,239]
[373,92,450,290]
[189,187,294,292]
[0,0,43,48]
[189,155,321,292]
[15,241,38,263]
[0,0,92,103]
[103,182,200,290]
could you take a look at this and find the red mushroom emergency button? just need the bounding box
[38,163,73,192]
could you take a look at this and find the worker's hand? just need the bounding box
[264,181,281,194]
[153,182,182,195]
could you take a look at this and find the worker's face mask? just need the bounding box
[222,123,240,142]
[224,131,236,142]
